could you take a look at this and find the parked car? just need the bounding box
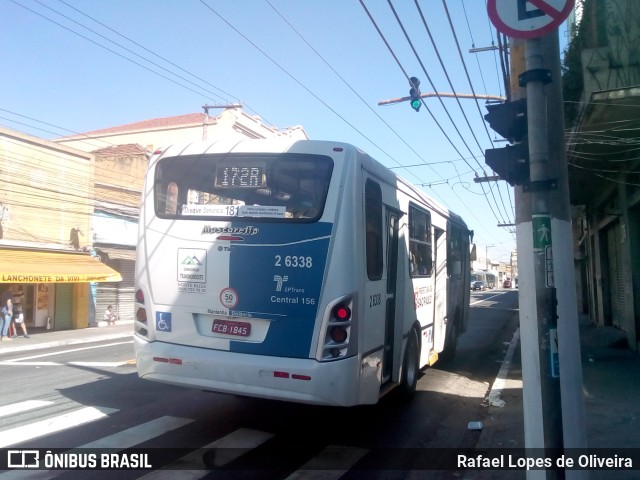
[503,279,512,288]
[471,280,487,291]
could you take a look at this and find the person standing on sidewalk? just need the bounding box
[11,285,29,338]
[104,305,117,326]
[0,285,13,341]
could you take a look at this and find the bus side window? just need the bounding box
[409,205,432,277]
[365,180,383,281]
[447,224,463,277]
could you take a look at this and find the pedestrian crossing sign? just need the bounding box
[532,213,551,250]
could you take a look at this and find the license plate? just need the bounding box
[212,319,251,337]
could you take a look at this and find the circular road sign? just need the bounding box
[488,0,575,39]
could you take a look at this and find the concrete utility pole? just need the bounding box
[513,32,588,480]
[202,103,243,140]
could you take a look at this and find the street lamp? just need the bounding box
[485,245,495,271]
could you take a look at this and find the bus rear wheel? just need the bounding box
[399,328,419,397]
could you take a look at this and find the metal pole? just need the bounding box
[544,32,589,480]
[377,92,505,106]
[514,30,588,480]
[524,34,565,479]
[512,36,548,480]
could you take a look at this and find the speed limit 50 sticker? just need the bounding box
[220,287,239,309]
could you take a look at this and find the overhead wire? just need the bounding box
[358,0,510,243]
[198,0,475,214]
[374,0,509,227]
[460,0,491,96]
[56,0,238,106]
[439,0,514,226]
[10,0,226,104]
[263,0,482,209]
[5,0,521,250]
[417,0,513,225]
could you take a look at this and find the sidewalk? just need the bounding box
[0,321,134,354]
[467,315,640,479]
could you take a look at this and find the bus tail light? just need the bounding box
[136,308,147,323]
[134,288,149,338]
[320,296,356,361]
[333,305,351,321]
[329,326,348,343]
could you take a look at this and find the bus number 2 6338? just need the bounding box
[274,255,313,268]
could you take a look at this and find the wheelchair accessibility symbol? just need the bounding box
[156,312,172,332]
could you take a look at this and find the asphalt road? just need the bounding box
[0,288,520,479]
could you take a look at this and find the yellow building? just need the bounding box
[0,126,121,330]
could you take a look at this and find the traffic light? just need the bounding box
[483,98,529,186]
[484,143,529,186]
[483,99,527,143]
[409,77,421,112]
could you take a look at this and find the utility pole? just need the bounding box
[202,103,243,140]
[486,2,586,478]
[515,31,587,480]
[542,28,588,469]
[518,34,565,479]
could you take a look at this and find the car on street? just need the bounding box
[471,280,487,291]
[503,279,512,288]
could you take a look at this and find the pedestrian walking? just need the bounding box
[11,285,29,338]
[0,285,13,341]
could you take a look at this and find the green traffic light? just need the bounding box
[411,99,421,111]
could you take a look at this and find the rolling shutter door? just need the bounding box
[607,224,625,330]
[54,284,73,330]
[115,258,135,322]
[95,247,135,323]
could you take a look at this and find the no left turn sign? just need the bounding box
[487,0,575,39]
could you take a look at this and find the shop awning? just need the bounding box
[0,249,122,283]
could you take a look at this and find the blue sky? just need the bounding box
[0,0,571,264]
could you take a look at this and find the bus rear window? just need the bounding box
[154,153,333,221]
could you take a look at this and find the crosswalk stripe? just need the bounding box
[0,416,193,480]
[140,427,274,479]
[78,416,192,449]
[0,401,53,419]
[0,413,367,480]
[284,445,369,480]
[0,406,118,448]
[0,362,129,367]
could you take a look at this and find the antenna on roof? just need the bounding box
[202,103,243,116]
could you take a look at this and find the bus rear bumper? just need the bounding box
[134,336,363,406]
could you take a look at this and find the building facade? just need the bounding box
[55,107,308,154]
[0,127,121,330]
[53,108,308,325]
[566,0,640,350]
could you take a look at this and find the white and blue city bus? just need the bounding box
[134,139,471,406]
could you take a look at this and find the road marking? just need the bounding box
[285,445,369,480]
[0,406,118,448]
[0,341,135,367]
[0,361,131,367]
[2,341,133,363]
[0,400,54,419]
[0,416,191,480]
[142,427,274,479]
[79,415,192,449]
[486,327,520,407]
[470,291,510,306]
